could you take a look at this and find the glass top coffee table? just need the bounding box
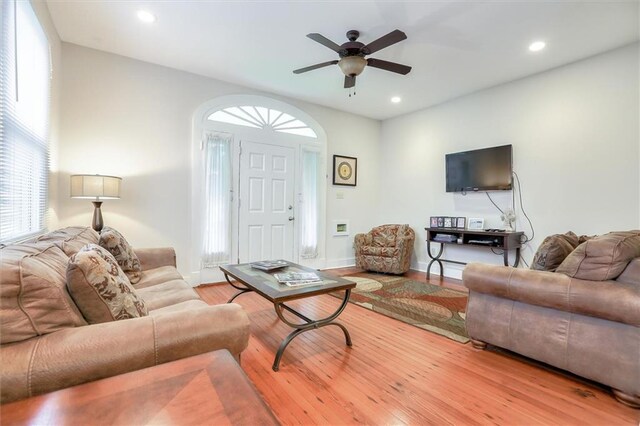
[219,261,356,371]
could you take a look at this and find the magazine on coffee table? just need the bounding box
[273,272,322,287]
[250,260,288,271]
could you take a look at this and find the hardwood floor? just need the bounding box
[197,268,639,425]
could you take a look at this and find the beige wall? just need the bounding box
[379,43,640,278]
[56,43,381,278]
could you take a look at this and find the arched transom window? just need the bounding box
[208,106,317,138]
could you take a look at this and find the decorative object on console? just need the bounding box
[332,155,357,186]
[70,174,122,232]
[467,217,484,230]
[501,208,516,232]
[429,217,438,228]
[455,217,466,229]
[443,217,453,228]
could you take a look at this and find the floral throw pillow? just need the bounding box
[99,227,142,284]
[67,244,148,324]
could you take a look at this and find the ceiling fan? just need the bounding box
[293,29,412,90]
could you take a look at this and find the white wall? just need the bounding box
[31,0,62,231]
[56,43,380,279]
[379,43,640,279]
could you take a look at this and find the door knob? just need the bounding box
[288,216,295,221]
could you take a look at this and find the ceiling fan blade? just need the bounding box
[367,58,412,75]
[307,33,345,54]
[293,60,339,74]
[344,75,356,89]
[362,29,407,55]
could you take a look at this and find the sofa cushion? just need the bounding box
[36,226,99,257]
[617,258,640,286]
[371,225,401,247]
[148,299,209,316]
[1,242,87,344]
[360,246,401,258]
[67,244,148,323]
[136,279,200,311]
[133,266,183,289]
[556,230,640,281]
[531,232,579,272]
[99,227,142,284]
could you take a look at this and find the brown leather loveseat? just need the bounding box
[463,230,640,408]
[1,227,250,403]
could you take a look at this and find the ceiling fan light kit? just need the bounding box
[338,56,367,77]
[293,29,412,93]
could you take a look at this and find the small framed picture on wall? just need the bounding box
[332,155,357,186]
[430,217,439,228]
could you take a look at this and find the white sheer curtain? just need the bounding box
[300,149,319,258]
[202,132,232,267]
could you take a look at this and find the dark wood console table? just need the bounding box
[425,227,524,279]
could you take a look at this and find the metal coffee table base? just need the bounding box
[224,274,352,371]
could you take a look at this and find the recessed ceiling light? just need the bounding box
[528,41,546,52]
[391,96,401,103]
[137,10,156,23]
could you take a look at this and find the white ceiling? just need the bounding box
[45,0,639,120]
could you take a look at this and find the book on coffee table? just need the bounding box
[250,260,289,271]
[273,272,322,286]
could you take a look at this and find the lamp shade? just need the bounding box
[70,174,121,199]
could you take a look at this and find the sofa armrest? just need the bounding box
[463,263,640,326]
[1,303,249,403]
[134,247,176,270]
[354,233,373,250]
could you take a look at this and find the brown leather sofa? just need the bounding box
[463,231,640,408]
[1,227,250,403]
[354,224,415,274]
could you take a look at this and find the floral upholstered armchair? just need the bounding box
[354,224,415,274]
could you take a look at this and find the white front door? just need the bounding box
[238,140,296,263]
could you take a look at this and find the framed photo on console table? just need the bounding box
[333,155,357,186]
[430,217,439,228]
[468,217,484,230]
[443,217,453,228]
[456,217,466,229]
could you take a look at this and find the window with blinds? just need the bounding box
[0,0,51,243]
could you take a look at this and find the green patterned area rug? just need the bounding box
[335,272,469,343]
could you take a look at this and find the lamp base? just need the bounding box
[91,201,104,232]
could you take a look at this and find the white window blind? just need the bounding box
[0,0,51,243]
[201,132,233,267]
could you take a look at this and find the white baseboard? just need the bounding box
[323,257,356,270]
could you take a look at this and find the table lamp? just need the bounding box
[70,174,122,232]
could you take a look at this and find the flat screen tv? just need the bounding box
[445,145,512,192]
